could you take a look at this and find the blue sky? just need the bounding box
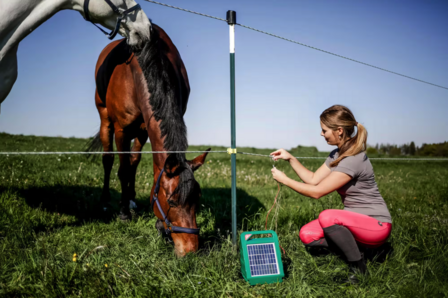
[1,0,447,151]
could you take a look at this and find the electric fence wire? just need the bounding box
[142,0,227,22]
[0,151,226,155]
[142,0,448,91]
[238,151,448,161]
[0,150,446,161]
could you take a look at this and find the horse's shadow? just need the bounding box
[16,185,264,240]
[197,187,265,247]
[19,185,120,224]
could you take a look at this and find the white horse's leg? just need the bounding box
[0,46,18,113]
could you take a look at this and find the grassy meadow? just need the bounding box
[1,132,448,297]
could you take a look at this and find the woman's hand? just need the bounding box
[270,149,293,161]
[271,167,289,185]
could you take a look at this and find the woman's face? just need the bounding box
[320,122,343,147]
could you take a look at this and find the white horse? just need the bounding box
[0,0,152,113]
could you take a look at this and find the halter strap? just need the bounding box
[83,0,141,40]
[151,169,200,235]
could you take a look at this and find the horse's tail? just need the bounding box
[85,131,103,159]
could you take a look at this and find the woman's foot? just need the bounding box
[343,254,368,284]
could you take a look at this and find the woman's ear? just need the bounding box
[337,127,344,137]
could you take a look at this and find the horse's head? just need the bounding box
[153,150,210,257]
[82,0,151,51]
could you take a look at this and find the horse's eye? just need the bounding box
[167,199,178,207]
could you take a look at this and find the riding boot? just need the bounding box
[344,254,368,284]
[322,224,361,261]
[322,224,368,284]
[305,238,331,256]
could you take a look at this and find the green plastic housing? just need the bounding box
[240,230,284,286]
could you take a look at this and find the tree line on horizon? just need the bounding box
[366,141,448,157]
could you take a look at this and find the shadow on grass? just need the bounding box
[197,187,265,249]
[15,185,120,224]
[306,241,394,265]
[13,185,264,236]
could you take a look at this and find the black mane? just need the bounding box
[137,26,195,206]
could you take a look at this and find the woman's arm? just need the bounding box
[271,168,351,199]
[270,149,331,185]
[289,158,331,185]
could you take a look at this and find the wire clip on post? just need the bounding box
[226,10,236,25]
[227,148,237,155]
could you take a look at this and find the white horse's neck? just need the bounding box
[0,0,85,58]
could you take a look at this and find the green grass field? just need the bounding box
[1,132,448,297]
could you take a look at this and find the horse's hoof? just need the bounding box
[119,210,132,222]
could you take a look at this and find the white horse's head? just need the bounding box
[83,0,151,51]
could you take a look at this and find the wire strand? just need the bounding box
[265,182,286,255]
[0,151,226,155]
[236,23,448,90]
[142,0,448,91]
[0,150,446,160]
[142,0,226,22]
[237,151,448,161]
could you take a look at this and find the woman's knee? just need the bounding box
[299,226,311,244]
[318,209,339,228]
[299,220,324,245]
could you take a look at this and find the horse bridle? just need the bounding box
[151,169,200,235]
[83,0,141,40]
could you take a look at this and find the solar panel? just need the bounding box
[247,243,279,276]
[240,230,284,285]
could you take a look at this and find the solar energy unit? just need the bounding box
[240,231,284,285]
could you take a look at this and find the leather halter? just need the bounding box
[151,169,200,235]
[83,0,141,40]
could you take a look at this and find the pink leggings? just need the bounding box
[300,209,392,248]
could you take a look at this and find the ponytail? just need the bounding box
[331,123,367,167]
[320,105,368,167]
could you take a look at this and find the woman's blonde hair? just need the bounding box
[320,105,367,167]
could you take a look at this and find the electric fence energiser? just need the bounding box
[240,231,285,285]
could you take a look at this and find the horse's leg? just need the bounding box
[0,46,19,112]
[99,107,115,204]
[129,128,148,202]
[115,128,133,220]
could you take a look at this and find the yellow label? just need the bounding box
[227,148,237,154]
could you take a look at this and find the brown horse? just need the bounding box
[89,24,209,257]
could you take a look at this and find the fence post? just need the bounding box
[227,10,237,246]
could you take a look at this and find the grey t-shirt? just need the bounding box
[325,149,392,223]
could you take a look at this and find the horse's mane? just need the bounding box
[137,25,195,206]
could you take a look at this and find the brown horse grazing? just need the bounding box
[88,24,209,257]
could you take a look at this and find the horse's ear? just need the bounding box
[164,154,182,176]
[187,148,211,172]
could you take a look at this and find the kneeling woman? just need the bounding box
[270,105,391,281]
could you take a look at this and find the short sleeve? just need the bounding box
[325,156,332,168]
[325,149,338,168]
[333,156,357,178]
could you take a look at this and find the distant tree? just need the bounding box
[363,141,446,157]
[366,147,378,155]
[410,141,416,155]
[390,145,402,156]
[436,142,448,156]
[401,143,410,155]
[418,142,448,157]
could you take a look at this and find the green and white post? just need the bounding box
[227,10,237,245]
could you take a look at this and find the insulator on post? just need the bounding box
[226,10,236,25]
